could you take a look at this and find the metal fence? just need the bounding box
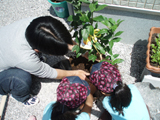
[96,0,160,15]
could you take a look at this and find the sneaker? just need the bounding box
[28,115,37,120]
[24,96,40,106]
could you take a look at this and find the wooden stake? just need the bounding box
[0,95,7,120]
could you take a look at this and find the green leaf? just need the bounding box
[151,44,155,48]
[79,0,90,4]
[105,55,111,60]
[95,5,107,11]
[89,3,96,12]
[117,20,124,26]
[93,15,105,22]
[110,25,117,32]
[113,54,119,58]
[72,45,80,54]
[109,18,116,25]
[73,31,78,38]
[152,49,156,53]
[106,60,112,64]
[115,31,124,36]
[67,15,73,21]
[100,59,107,62]
[97,28,108,34]
[112,37,121,42]
[117,19,121,23]
[102,19,111,28]
[81,28,90,40]
[108,48,113,55]
[80,13,90,22]
[101,33,112,42]
[87,25,94,36]
[76,53,82,58]
[152,58,157,62]
[93,15,111,27]
[75,36,80,44]
[111,55,114,61]
[89,49,93,54]
[109,40,114,49]
[112,58,124,65]
[88,54,97,62]
[95,23,98,29]
[94,42,106,54]
[105,46,110,53]
[86,11,92,20]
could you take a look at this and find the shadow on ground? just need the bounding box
[130,39,148,82]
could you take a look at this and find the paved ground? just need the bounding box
[0,0,147,120]
[0,1,104,119]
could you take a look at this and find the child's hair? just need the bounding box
[110,81,132,116]
[25,16,73,55]
[51,101,77,120]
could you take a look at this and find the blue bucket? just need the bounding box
[48,0,69,18]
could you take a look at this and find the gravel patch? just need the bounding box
[0,0,147,120]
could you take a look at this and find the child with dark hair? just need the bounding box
[0,16,89,106]
[42,76,97,120]
[89,62,150,120]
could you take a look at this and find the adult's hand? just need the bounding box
[74,70,90,80]
[55,69,90,80]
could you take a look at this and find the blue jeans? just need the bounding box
[0,68,32,102]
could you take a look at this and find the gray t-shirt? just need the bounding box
[0,17,64,79]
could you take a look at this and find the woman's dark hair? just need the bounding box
[51,101,77,120]
[110,81,132,116]
[25,16,73,55]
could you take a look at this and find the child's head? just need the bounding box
[110,81,131,116]
[51,76,90,120]
[25,16,73,55]
[89,61,122,94]
[90,62,132,115]
[57,76,90,109]
[51,102,77,120]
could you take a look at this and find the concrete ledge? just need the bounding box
[141,67,160,88]
[142,75,160,88]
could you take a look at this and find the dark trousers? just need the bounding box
[0,68,32,102]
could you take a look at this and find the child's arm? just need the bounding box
[85,77,97,95]
[80,94,94,117]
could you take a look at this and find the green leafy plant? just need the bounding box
[66,0,124,65]
[150,33,160,66]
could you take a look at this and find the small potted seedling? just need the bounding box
[146,27,160,74]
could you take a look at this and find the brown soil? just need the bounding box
[69,55,119,72]
[69,56,98,73]
[51,0,61,2]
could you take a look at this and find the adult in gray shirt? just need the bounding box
[0,16,89,106]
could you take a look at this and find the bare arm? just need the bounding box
[85,77,97,95]
[55,69,90,80]
[80,94,94,117]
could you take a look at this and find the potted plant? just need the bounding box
[66,0,124,65]
[48,0,69,18]
[146,27,160,74]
